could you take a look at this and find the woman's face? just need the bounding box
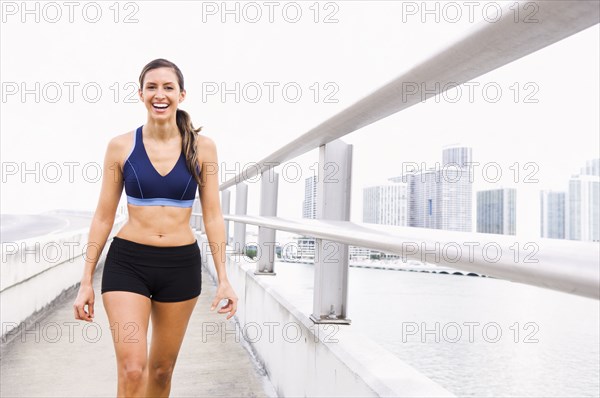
[139,67,185,121]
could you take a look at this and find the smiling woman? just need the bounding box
[72,58,239,398]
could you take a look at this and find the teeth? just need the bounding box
[153,103,168,108]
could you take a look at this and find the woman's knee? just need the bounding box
[148,362,176,386]
[118,361,147,384]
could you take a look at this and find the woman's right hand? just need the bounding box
[73,282,95,322]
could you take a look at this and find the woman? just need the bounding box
[73,58,238,397]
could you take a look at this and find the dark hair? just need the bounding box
[138,58,202,187]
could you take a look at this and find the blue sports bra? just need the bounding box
[123,125,199,208]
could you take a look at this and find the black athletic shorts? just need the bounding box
[101,236,202,302]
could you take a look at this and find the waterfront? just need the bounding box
[273,260,600,397]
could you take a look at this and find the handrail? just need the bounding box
[220,0,600,190]
[194,213,600,300]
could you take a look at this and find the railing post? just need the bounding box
[221,189,231,246]
[255,170,279,275]
[191,197,204,233]
[233,182,248,254]
[310,139,352,325]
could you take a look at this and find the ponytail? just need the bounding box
[176,108,203,187]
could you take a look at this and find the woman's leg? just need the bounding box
[102,291,152,397]
[144,296,199,397]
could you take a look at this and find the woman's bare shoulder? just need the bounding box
[195,134,217,155]
[196,133,216,146]
[104,130,135,167]
[109,129,135,148]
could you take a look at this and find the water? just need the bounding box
[274,261,600,397]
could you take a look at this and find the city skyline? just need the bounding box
[362,152,598,240]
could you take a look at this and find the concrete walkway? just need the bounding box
[0,260,277,397]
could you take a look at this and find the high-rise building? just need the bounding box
[406,146,473,232]
[408,169,440,229]
[440,146,473,232]
[566,160,600,242]
[359,182,408,261]
[296,174,319,262]
[443,146,472,168]
[363,182,408,226]
[580,158,600,177]
[302,174,317,219]
[540,190,565,239]
[477,188,516,235]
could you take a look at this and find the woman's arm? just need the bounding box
[197,135,238,319]
[80,135,125,285]
[74,134,125,322]
[197,135,228,284]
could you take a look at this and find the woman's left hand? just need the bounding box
[210,281,239,320]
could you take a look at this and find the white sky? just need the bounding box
[1,1,599,238]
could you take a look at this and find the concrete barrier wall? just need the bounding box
[0,216,126,339]
[197,233,454,398]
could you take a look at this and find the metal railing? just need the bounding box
[218,214,599,300]
[192,0,600,323]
